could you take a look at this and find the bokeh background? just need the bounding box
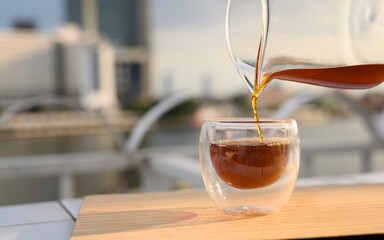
[0,0,383,205]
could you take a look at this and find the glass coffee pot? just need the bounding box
[226,0,384,96]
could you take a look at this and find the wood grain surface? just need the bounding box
[71,184,384,239]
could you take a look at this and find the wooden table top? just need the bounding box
[71,184,384,240]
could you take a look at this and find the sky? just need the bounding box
[150,0,247,98]
[0,0,63,31]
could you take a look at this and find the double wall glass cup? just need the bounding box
[200,118,300,215]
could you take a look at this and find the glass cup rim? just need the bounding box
[204,117,295,125]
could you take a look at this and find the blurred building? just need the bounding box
[0,24,54,102]
[0,23,118,110]
[66,0,150,106]
[54,25,118,110]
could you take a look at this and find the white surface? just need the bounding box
[0,220,74,240]
[61,198,83,219]
[0,202,71,227]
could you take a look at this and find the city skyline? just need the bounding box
[0,0,383,100]
[0,0,249,99]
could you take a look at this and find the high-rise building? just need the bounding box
[66,0,98,34]
[66,0,150,106]
[67,0,148,47]
[97,0,148,47]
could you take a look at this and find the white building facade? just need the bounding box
[0,25,118,111]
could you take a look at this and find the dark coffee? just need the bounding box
[210,137,290,189]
